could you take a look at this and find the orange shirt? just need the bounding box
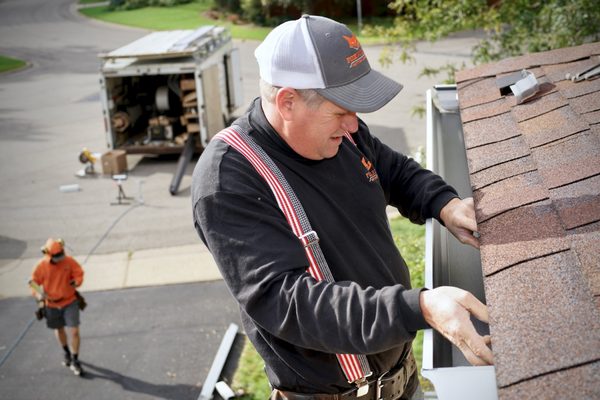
[31,255,84,309]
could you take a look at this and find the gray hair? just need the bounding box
[259,79,325,109]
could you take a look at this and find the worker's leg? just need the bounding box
[67,326,80,355]
[54,327,68,347]
[64,301,83,375]
[46,307,71,367]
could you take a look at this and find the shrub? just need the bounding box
[109,0,193,10]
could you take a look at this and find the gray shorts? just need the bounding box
[45,300,80,329]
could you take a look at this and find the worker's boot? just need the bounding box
[62,352,71,368]
[70,353,83,376]
[70,360,83,376]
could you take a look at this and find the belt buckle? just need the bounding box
[375,371,389,400]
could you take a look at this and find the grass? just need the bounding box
[79,0,273,41]
[0,55,27,74]
[231,215,433,399]
[77,0,387,42]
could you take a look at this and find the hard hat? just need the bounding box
[41,238,65,262]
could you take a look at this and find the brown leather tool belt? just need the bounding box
[271,351,417,400]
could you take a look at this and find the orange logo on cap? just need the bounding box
[342,34,366,68]
[343,34,361,50]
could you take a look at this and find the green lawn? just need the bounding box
[79,0,272,41]
[0,55,27,74]
[78,0,386,42]
[231,215,432,399]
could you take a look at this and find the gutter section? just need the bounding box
[422,87,497,400]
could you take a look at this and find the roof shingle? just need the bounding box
[456,41,600,397]
[531,131,600,189]
[484,251,600,387]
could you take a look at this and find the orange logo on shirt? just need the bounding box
[361,157,372,170]
[361,157,379,182]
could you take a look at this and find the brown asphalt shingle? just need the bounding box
[484,251,600,387]
[518,105,589,148]
[466,135,530,173]
[498,361,600,400]
[459,98,511,123]
[473,171,549,223]
[510,90,567,123]
[477,199,568,275]
[549,174,600,229]
[456,41,600,398]
[469,155,537,191]
[531,130,600,189]
[463,113,520,149]
[570,91,600,114]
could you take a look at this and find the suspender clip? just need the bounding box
[355,377,369,397]
[299,230,319,248]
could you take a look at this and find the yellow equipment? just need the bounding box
[78,148,97,174]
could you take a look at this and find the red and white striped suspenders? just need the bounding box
[215,126,373,394]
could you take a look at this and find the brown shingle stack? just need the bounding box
[456,42,600,399]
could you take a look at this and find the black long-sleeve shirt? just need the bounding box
[192,98,458,393]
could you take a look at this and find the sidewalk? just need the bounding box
[0,244,222,299]
[0,205,404,300]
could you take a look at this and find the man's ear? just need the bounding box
[275,87,298,121]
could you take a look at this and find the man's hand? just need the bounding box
[420,286,494,366]
[440,197,480,249]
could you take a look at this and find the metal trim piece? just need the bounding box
[197,323,239,400]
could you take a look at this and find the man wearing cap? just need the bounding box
[30,238,85,376]
[192,15,492,400]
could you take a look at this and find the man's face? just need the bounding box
[291,96,359,160]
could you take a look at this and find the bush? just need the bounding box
[381,0,600,65]
[223,0,395,26]
[213,0,242,14]
[109,0,193,10]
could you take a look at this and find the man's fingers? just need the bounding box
[450,324,494,366]
[421,287,494,366]
[464,333,494,365]
[456,340,489,366]
[456,229,480,249]
[457,292,489,324]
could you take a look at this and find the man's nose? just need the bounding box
[341,112,358,133]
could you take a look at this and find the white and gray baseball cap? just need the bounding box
[255,14,403,113]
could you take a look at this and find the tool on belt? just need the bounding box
[29,280,87,313]
[215,126,374,395]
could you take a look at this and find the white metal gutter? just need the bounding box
[421,87,498,400]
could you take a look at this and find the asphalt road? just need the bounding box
[0,281,243,400]
[0,0,476,263]
[0,3,244,398]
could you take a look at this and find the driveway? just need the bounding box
[0,2,243,398]
[0,281,243,400]
[0,0,476,262]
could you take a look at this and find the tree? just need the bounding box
[375,0,600,69]
[370,0,600,116]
